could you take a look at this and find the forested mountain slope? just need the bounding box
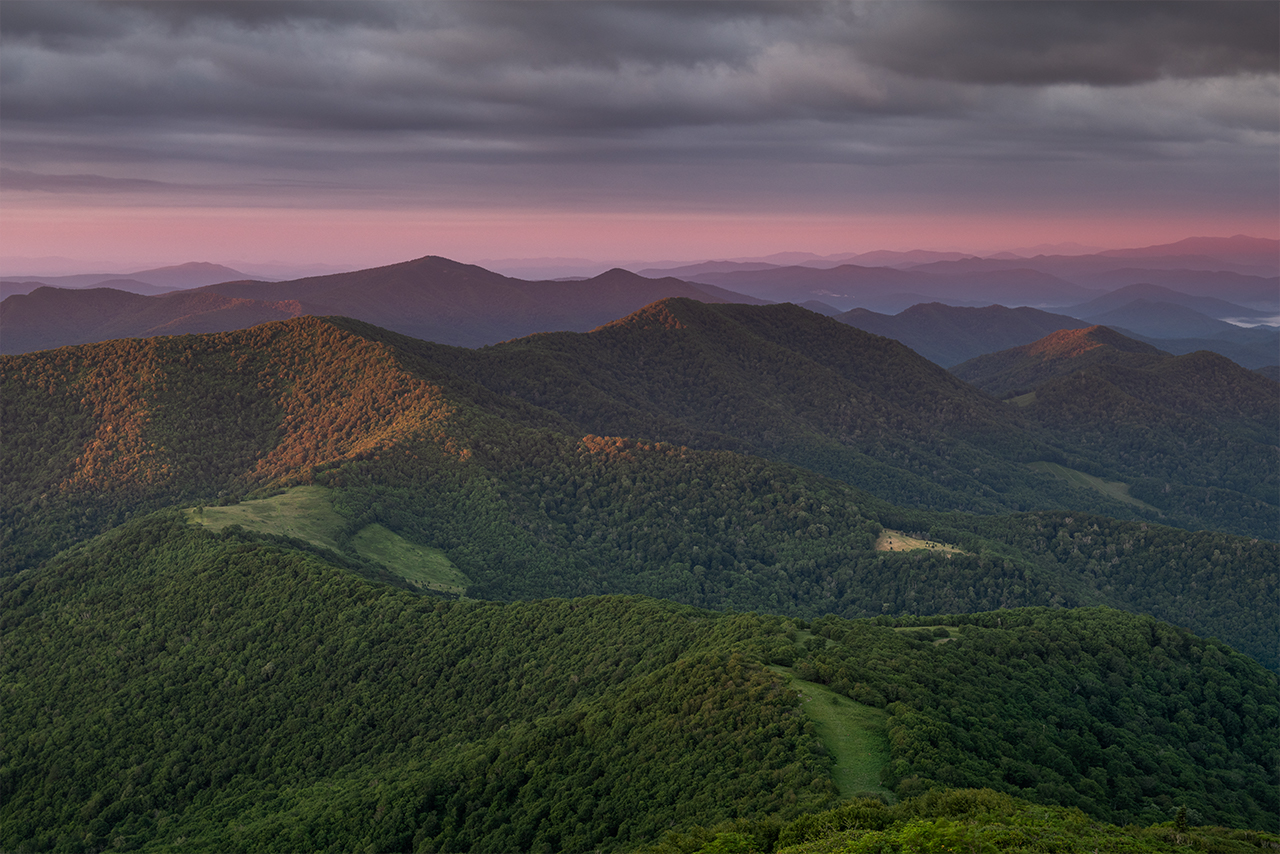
[953,328,1279,535]
[834,303,1089,367]
[412,299,1277,537]
[2,514,1274,851]
[418,299,1112,518]
[3,313,1275,667]
[952,325,1169,398]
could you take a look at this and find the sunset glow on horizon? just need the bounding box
[7,202,1278,276]
[2,1,1276,276]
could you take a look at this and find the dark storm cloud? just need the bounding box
[1,1,1274,214]
[858,1,1279,86]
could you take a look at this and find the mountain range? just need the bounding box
[3,284,1277,850]
[4,304,1275,643]
[0,257,764,353]
[0,261,253,298]
[6,243,1276,370]
[834,303,1091,368]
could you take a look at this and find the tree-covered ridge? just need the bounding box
[951,324,1168,399]
[948,327,1279,535]
[956,511,1279,671]
[0,514,834,853]
[788,608,1278,830]
[1014,353,1278,535]
[2,315,1276,670]
[0,317,472,572]
[2,517,1275,851]
[651,789,1280,854]
[407,299,1277,536]
[414,300,1135,518]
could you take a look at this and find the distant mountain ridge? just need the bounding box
[653,263,1096,313]
[0,286,319,353]
[0,256,764,353]
[1081,298,1247,340]
[0,261,252,296]
[1064,282,1270,320]
[834,303,1091,367]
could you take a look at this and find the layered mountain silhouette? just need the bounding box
[658,264,1095,312]
[0,286,317,353]
[1068,269,1279,310]
[6,241,1276,358]
[834,303,1090,367]
[0,261,251,298]
[1080,299,1248,339]
[0,256,762,353]
[1064,282,1270,321]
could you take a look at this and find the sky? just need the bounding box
[2,0,1277,274]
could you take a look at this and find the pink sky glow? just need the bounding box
[5,203,1274,276]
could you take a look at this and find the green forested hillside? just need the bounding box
[416,300,1123,518]
[2,314,1275,669]
[950,325,1168,398]
[396,301,1277,537]
[0,515,834,853]
[2,515,1275,851]
[653,789,1280,854]
[950,328,1279,535]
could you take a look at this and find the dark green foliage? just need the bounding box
[3,519,1275,850]
[954,330,1279,537]
[2,315,1275,672]
[1024,353,1278,522]
[950,325,1167,399]
[0,514,833,853]
[797,609,1279,830]
[413,300,1120,519]
[652,789,1280,854]
[960,512,1279,670]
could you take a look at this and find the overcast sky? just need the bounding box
[2,0,1276,272]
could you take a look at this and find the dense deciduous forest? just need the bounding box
[2,515,1275,851]
[2,309,1276,851]
[3,314,1273,667]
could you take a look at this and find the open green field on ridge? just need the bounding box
[771,666,892,799]
[1026,461,1162,514]
[188,485,469,594]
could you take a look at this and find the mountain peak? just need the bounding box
[597,296,699,331]
[1024,325,1162,359]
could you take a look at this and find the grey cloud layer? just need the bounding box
[2,1,1275,212]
